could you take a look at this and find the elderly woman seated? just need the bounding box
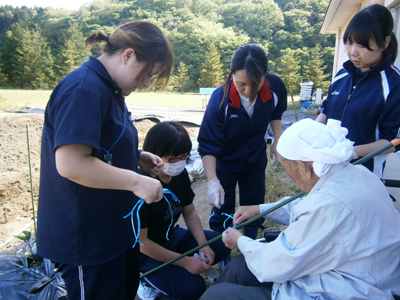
[200,119,400,300]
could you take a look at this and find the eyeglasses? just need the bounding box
[167,154,190,163]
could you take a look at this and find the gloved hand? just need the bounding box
[194,252,209,264]
[207,177,225,209]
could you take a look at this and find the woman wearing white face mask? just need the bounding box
[136,121,231,300]
[162,159,187,177]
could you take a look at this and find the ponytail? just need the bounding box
[85,30,109,47]
[386,32,398,62]
[85,21,174,88]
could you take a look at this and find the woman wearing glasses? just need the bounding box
[136,121,230,300]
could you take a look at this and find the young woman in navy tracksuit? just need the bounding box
[198,44,287,240]
[137,121,230,300]
[316,4,400,177]
[37,21,174,300]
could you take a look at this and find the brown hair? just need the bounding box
[86,21,174,87]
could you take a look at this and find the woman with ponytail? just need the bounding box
[316,4,400,177]
[37,21,174,300]
[197,44,287,243]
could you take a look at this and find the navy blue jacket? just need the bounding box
[198,73,287,173]
[321,57,400,175]
[37,56,139,265]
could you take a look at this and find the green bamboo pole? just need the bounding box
[352,141,399,165]
[140,137,400,279]
[140,191,305,279]
[26,124,37,238]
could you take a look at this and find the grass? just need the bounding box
[262,144,299,233]
[0,89,212,111]
[0,88,301,111]
[286,93,302,110]
[126,92,209,107]
[265,163,300,203]
[0,90,52,111]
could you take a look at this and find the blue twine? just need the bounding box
[162,188,180,240]
[100,105,127,165]
[221,213,236,229]
[123,199,145,248]
[124,188,181,248]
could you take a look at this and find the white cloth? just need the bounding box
[238,163,400,299]
[277,119,354,177]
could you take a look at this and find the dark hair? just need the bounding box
[343,4,398,62]
[143,121,192,158]
[221,43,269,107]
[86,21,174,87]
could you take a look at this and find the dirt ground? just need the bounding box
[0,111,209,252]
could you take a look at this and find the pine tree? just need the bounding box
[0,64,6,86]
[172,61,191,93]
[303,44,331,92]
[2,22,54,89]
[1,24,23,85]
[18,25,54,89]
[54,22,91,82]
[277,48,301,93]
[198,43,224,88]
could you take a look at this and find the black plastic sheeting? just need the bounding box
[0,239,67,300]
[0,255,67,300]
[133,114,202,127]
[7,108,45,114]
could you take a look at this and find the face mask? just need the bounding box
[163,160,186,177]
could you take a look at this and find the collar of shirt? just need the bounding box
[84,56,123,98]
[229,79,272,109]
[310,162,348,194]
[343,55,393,77]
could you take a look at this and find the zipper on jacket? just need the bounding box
[340,70,368,121]
[340,94,351,121]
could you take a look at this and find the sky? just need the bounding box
[0,0,91,10]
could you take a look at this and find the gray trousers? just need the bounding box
[200,254,273,300]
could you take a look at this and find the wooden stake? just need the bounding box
[290,91,298,121]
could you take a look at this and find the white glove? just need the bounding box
[194,252,209,264]
[207,177,225,209]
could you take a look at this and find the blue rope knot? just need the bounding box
[124,188,181,248]
[221,212,236,229]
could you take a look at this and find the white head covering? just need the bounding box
[277,119,354,177]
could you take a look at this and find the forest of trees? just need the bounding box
[0,0,335,93]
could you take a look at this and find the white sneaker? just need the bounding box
[137,281,159,300]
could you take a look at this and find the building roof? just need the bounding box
[321,0,363,34]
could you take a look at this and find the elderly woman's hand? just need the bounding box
[233,205,260,226]
[222,228,242,249]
